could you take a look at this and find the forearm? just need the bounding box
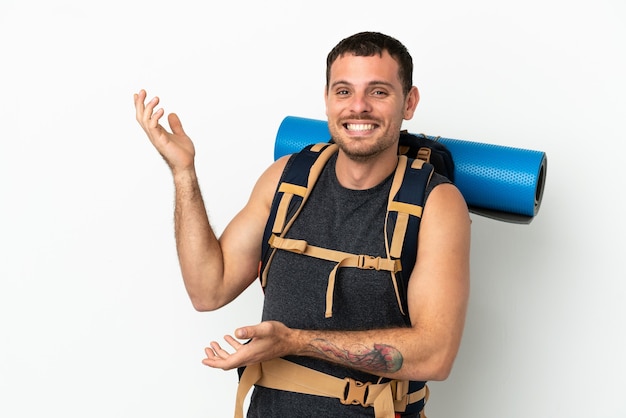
[292,326,457,382]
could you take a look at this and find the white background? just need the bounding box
[1,0,624,417]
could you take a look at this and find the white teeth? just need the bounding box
[346,123,375,131]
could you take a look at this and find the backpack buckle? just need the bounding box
[341,377,371,406]
[357,255,376,270]
[357,255,398,272]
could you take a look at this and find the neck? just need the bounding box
[334,148,398,190]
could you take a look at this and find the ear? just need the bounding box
[403,86,420,120]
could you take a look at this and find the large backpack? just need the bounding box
[258,131,454,319]
[236,133,454,418]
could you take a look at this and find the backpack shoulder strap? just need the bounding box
[259,143,338,287]
[260,146,435,320]
[385,156,435,317]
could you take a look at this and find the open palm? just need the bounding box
[134,89,195,173]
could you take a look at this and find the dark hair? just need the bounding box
[326,31,414,96]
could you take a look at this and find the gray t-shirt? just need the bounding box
[247,153,449,417]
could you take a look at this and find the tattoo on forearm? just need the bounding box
[308,338,403,373]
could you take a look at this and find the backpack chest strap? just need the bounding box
[269,235,401,318]
[269,235,401,272]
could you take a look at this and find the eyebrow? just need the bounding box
[329,80,396,89]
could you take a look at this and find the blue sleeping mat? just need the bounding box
[274,116,547,224]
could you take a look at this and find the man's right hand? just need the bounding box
[134,89,196,174]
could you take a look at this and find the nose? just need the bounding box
[350,92,372,114]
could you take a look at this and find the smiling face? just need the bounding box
[325,51,419,162]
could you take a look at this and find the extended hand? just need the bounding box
[134,89,195,173]
[202,321,296,370]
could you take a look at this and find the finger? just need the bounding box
[134,89,147,122]
[202,347,222,367]
[210,341,232,359]
[235,326,253,339]
[236,322,270,339]
[224,335,244,350]
[143,96,161,124]
[204,346,219,359]
[134,93,164,132]
[148,107,165,129]
[168,113,185,136]
[202,355,229,368]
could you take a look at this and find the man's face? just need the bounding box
[325,51,418,162]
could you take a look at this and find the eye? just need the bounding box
[335,89,350,96]
[371,89,388,96]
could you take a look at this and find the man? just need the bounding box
[134,32,470,417]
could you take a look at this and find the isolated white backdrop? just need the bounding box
[1,0,624,417]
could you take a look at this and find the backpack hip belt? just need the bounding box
[235,358,429,418]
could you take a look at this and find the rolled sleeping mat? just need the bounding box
[275,116,547,224]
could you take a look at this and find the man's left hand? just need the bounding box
[202,321,296,370]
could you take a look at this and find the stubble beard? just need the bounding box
[329,120,400,163]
